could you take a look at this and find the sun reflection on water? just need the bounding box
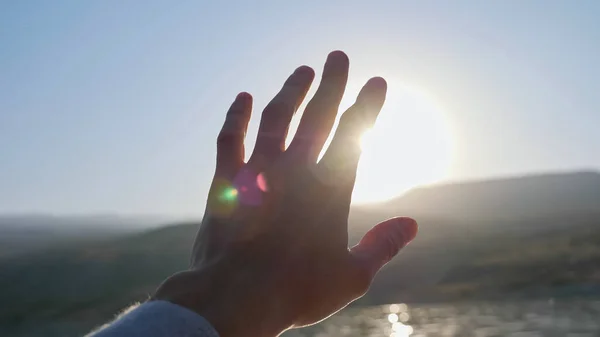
[288,299,599,336]
[387,303,413,336]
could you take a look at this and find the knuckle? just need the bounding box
[286,75,307,87]
[264,99,294,117]
[339,109,356,124]
[216,130,241,145]
[338,113,361,135]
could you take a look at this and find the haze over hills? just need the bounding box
[0,214,169,257]
[354,170,600,222]
[1,171,599,336]
[349,171,600,303]
[3,170,599,245]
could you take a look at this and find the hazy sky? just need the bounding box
[1,0,599,215]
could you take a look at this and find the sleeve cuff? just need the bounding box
[88,300,219,337]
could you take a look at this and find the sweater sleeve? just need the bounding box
[87,300,219,337]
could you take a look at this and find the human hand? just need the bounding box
[153,51,418,337]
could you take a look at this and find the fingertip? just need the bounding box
[324,51,350,74]
[291,66,316,85]
[370,217,418,247]
[349,217,418,281]
[236,92,253,101]
[355,78,387,113]
[234,92,253,111]
[295,65,315,78]
[361,77,388,96]
[328,50,349,63]
[392,217,418,244]
[366,76,387,91]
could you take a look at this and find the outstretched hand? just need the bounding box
[153,51,418,337]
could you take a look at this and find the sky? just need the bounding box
[1,0,600,216]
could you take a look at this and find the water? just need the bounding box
[286,300,600,337]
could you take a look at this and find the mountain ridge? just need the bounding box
[1,170,599,336]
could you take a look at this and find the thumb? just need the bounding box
[350,217,418,280]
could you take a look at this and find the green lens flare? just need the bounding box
[220,187,238,202]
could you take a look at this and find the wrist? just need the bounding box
[153,270,292,337]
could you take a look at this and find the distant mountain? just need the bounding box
[367,171,600,221]
[349,171,600,303]
[0,214,170,229]
[0,214,169,257]
[1,171,599,336]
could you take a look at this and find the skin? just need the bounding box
[152,51,418,337]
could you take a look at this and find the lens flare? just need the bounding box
[257,173,268,192]
[232,167,264,206]
[220,186,238,202]
[209,178,239,217]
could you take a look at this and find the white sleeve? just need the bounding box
[87,300,219,337]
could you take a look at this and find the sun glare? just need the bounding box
[351,81,454,203]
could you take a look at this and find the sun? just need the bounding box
[351,81,454,204]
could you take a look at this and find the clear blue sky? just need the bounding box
[1,0,599,216]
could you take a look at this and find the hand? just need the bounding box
[153,51,418,337]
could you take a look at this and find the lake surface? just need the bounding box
[285,300,600,337]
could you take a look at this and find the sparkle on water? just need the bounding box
[388,304,412,337]
[389,303,407,313]
[288,300,599,336]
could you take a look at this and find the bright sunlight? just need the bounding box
[351,81,454,203]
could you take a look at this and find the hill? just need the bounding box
[1,171,600,336]
[0,214,168,257]
[355,170,600,221]
[349,171,600,301]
